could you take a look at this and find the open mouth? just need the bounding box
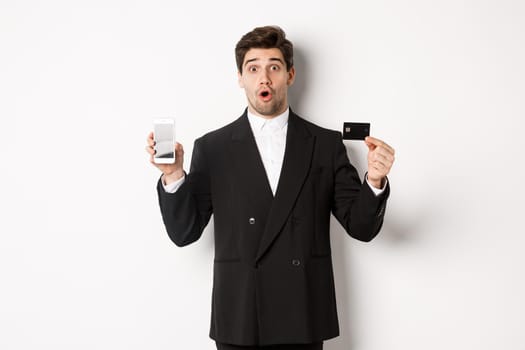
[259,89,272,101]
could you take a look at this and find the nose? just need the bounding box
[259,71,270,85]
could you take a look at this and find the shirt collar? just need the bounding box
[247,107,289,133]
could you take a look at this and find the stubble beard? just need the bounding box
[249,95,286,118]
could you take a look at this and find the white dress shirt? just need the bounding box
[163,107,386,196]
[246,108,288,195]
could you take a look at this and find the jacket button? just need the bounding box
[249,217,256,225]
[292,259,301,266]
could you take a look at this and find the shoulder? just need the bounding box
[193,113,246,152]
[291,111,342,140]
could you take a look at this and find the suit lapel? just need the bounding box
[255,111,315,262]
[230,111,274,204]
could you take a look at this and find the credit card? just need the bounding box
[342,122,370,140]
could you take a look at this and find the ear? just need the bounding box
[287,66,296,86]
[237,71,245,88]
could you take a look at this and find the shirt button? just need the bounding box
[249,218,256,225]
[292,259,301,266]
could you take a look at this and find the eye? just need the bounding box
[248,66,258,73]
[270,65,280,71]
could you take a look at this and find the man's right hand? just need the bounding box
[146,131,185,185]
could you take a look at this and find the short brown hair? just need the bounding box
[235,25,294,74]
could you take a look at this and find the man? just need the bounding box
[146,26,395,350]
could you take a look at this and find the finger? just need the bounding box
[369,152,390,165]
[145,145,156,155]
[369,166,383,179]
[373,147,395,162]
[175,142,184,159]
[380,161,392,172]
[364,136,381,146]
[365,136,395,154]
[372,164,383,175]
[370,163,388,178]
[380,142,395,155]
[368,143,395,160]
[373,159,392,174]
[147,132,156,147]
[369,162,389,176]
[379,143,395,156]
[368,144,394,162]
[369,151,392,168]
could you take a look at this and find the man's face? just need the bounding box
[238,48,295,118]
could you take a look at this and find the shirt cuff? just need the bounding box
[162,174,186,193]
[365,174,388,196]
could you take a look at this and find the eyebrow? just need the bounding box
[244,57,285,67]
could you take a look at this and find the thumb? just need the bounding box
[364,137,376,151]
[175,142,184,165]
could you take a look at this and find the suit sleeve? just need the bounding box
[156,137,213,247]
[331,133,390,242]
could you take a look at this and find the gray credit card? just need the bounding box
[343,122,370,140]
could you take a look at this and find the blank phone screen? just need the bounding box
[154,122,175,159]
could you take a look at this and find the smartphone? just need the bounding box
[153,119,176,164]
[342,122,370,140]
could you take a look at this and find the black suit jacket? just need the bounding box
[157,109,389,346]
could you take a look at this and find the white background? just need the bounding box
[1,1,524,349]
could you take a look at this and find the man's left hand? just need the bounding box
[364,136,395,189]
